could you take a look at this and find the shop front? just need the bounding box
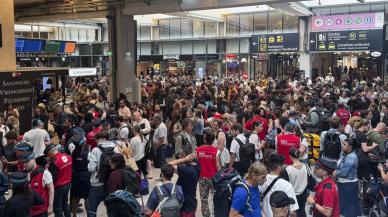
[309,12,385,81]
[250,32,299,79]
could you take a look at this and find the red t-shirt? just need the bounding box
[244,115,268,140]
[196,145,218,179]
[276,133,300,165]
[313,177,340,217]
[336,108,351,126]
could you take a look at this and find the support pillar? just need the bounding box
[0,0,16,72]
[107,6,139,103]
[299,53,312,79]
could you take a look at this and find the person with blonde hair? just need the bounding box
[344,116,361,137]
[230,162,267,217]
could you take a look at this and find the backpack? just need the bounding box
[212,168,252,217]
[304,133,320,165]
[322,131,342,160]
[236,134,256,169]
[311,108,331,133]
[121,167,140,195]
[104,190,141,217]
[155,184,181,217]
[97,145,116,183]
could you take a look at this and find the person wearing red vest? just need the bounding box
[335,104,351,127]
[276,124,301,165]
[86,118,102,150]
[22,151,54,217]
[196,129,220,217]
[45,144,72,217]
[244,108,269,140]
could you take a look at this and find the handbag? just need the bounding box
[304,163,317,191]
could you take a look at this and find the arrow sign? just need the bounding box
[252,42,258,46]
[310,40,315,44]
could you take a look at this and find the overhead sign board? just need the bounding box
[251,33,299,53]
[309,29,383,52]
[311,12,384,31]
[69,68,97,77]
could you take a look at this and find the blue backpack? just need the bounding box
[104,190,141,217]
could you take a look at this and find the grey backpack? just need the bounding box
[156,184,181,217]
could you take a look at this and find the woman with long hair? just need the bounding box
[3,172,44,217]
[130,125,148,180]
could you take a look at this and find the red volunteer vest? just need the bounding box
[276,133,301,165]
[336,108,350,126]
[196,145,218,179]
[53,153,72,188]
[30,166,49,215]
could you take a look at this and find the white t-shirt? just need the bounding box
[259,174,299,217]
[153,123,168,145]
[286,164,308,195]
[300,137,309,160]
[119,124,129,140]
[130,136,145,161]
[23,128,50,157]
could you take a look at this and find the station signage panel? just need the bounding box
[69,68,97,77]
[309,29,383,52]
[311,12,384,31]
[251,33,299,53]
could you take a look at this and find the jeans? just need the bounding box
[154,145,166,168]
[296,189,308,217]
[87,185,107,217]
[338,181,361,217]
[53,184,71,217]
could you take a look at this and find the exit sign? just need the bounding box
[106,50,112,56]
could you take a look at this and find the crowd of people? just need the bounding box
[0,72,388,217]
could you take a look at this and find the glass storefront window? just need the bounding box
[170,19,181,39]
[193,20,204,37]
[205,21,217,37]
[240,13,253,36]
[226,39,239,53]
[181,41,193,54]
[151,42,160,55]
[254,12,267,34]
[159,20,169,39]
[219,22,225,37]
[208,40,217,54]
[371,3,384,12]
[331,6,349,14]
[193,41,206,54]
[140,26,151,40]
[152,26,160,40]
[350,5,370,13]
[385,3,388,23]
[240,39,250,53]
[226,15,239,36]
[181,19,193,38]
[268,10,282,33]
[283,14,298,33]
[137,26,140,40]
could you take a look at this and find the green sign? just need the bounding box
[106,51,112,56]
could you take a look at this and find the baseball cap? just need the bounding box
[270,191,296,208]
[10,172,28,185]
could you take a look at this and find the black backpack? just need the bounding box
[212,168,252,217]
[121,167,140,195]
[104,190,141,217]
[236,134,256,169]
[97,145,116,183]
[312,108,331,133]
[322,131,342,160]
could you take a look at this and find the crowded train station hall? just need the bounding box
[1,0,388,216]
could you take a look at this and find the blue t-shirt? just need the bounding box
[177,162,200,212]
[231,180,261,217]
[146,183,184,212]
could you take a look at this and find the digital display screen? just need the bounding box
[44,41,61,53]
[15,38,25,52]
[23,39,45,52]
[64,42,76,53]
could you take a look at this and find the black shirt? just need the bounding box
[3,190,44,217]
[177,162,201,212]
